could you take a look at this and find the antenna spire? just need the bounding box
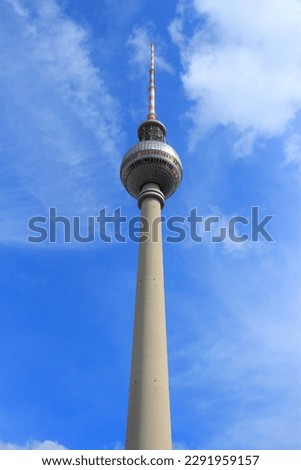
[137,43,166,142]
[147,43,156,120]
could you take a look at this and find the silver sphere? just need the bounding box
[120,140,183,201]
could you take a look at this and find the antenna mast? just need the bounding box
[147,43,156,120]
[137,43,166,142]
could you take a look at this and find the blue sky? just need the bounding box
[0,0,301,450]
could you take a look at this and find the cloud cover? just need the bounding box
[127,23,174,76]
[0,439,66,450]
[0,0,123,242]
[170,0,301,153]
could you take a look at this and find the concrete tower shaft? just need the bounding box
[125,184,171,449]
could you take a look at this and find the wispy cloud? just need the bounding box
[283,132,301,182]
[5,0,122,149]
[169,240,301,448]
[127,24,174,76]
[170,0,301,154]
[0,0,124,243]
[0,439,66,450]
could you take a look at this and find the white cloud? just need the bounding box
[5,0,28,17]
[172,440,188,450]
[5,0,121,156]
[170,0,301,153]
[282,132,301,182]
[0,439,66,450]
[0,0,124,242]
[232,131,257,158]
[169,238,301,448]
[284,133,301,165]
[207,409,301,449]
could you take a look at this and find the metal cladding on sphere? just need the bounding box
[120,43,183,205]
[120,140,182,201]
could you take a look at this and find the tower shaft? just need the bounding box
[125,184,172,450]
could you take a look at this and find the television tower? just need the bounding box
[120,43,183,450]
